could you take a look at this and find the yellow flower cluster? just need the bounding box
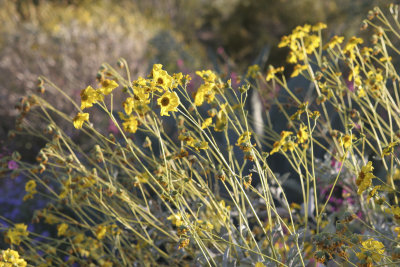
[266,65,284,82]
[73,112,89,129]
[57,223,69,236]
[339,134,355,150]
[178,130,209,151]
[23,179,37,201]
[194,70,222,106]
[73,64,187,131]
[270,125,309,155]
[356,161,375,195]
[356,238,385,264]
[290,64,308,78]
[270,131,295,155]
[6,224,29,245]
[236,131,252,146]
[0,249,27,267]
[343,37,363,60]
[246,64,260,79]
[323,35,344,50]
[278,23,325,64]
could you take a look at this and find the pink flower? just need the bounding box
[331,158,342,172]
[217,46,225,55]
[8,160,18,170]
[346,79,355,92]
[108,119,119,134]
[177,59,184,69]
[230,72,239,89]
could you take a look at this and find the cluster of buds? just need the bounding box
[36,150,48,164]
[313,232,348,263]
[37,77,45,94]
[216,169,226,182]
[175,148,189,159]
[178,237,190,249]
[243,174,252,189]
[14,95,38,131]
[93,145,104,163]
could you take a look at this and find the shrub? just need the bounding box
[2,3,400,267]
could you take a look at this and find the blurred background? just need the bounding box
[0,0,385,141]
[0,0,386,232]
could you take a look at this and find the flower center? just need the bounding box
[161,97,170,106]
[102,79,110,87]
[157,77,164,85]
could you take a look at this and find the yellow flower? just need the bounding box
[356,161,375,195]
[178,238,190,249]
[287,51,298,64]
[133,101,151,116]
[323,35,344,50]
[57,223,68,236]
[246,64,260,78]
[1,249,27,267]
[196,70,217,83]
[167,213,189,227]
[297,124,308,144]
[270,143,282,155]
[311,22,327,32]
[122,115,138,133]
[367,185,381,203]
[395,227,400,238]
[201,117,213,129]
[99,79,118,95]
[172,72,184,88]
[343,36,363,56]
[157,91,180,116]
[23,180,37,201]
[153,69,173,90]
[236,131,252,146]
[7,224,29,245]
[96,225,107,240]
[187,137,209,151]
[291,64,308,78]
[356,238,385,263]
[292,24,311,39]
[357,87,366,98]
[380,56,392,62]
[361,47,373,57]
[348,65,362,87]
[382,142,398,156]
[194,83,215,106]
[80,85,103,110]
[304,35,321,54]
[339,134,354,149]
[73,112,89,129]
[266,66,284,81]
[132,77,151,101]
[391,205,400,220]
[123,97,135,115]
[25,180,36,192]
[214,104,228,132]
[270,131,294,155]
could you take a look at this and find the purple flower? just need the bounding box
[346,78,355,92]
[8,160,18,170]
[107,119,119,134]
[177,59,184,69]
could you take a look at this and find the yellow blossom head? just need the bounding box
[80,85,103,110]
[157,91,180,116]
[73,112,89,129]
[99,79,118,95]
